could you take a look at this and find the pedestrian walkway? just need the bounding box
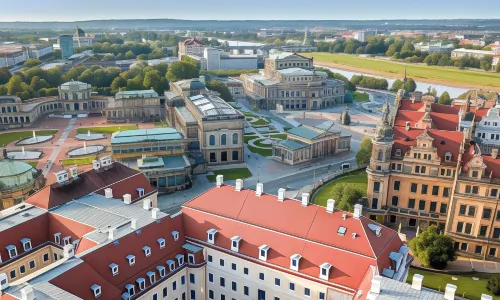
[42,118,76,176]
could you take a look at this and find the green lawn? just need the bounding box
[77,126,137,134]
[407,267,499,300]
[270,134,287,140]
[0,130,57,146]
[61,156,95,166]
[301,52,500,91]
[154,122,169,127]
[353,91,370,103]
[314,169,368,206]
[244,135,259,143]
[23,161,39,168]
[206,167,253,182]
[247,145,273,156]
[243,112,257,118]
[253,139,273,148]
[250,118,269,126]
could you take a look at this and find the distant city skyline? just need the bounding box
[1,0,499,22]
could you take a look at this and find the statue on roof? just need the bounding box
[374,98,394,142]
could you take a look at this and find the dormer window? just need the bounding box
[126,254,135,266]
[157,238,165,249]
[136,277,146,291]
[290,254,301,271]
[395,149,402,157]
[176,254,185,266]
[146,271,156,284]
[319,263,332,280]
[157,265,166,277]
[63,236,71,246]
[54,233,61,244]
[90,284,101,298]
[231,236,241,252]
[137,188,145,197]
[445,152,452,162]
[143,246,151,257]
[167,260,175,272]
[188,253,195,264]
[258,245,269,261]
[21,238,32,251]
[171,231,179,241]
[109,263,119,276]
[125,284,135,296]
[207,229,217,244]
[6,245,17,259]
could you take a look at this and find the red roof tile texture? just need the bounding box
[183,38,206,46]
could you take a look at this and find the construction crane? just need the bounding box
[75,25,81,48]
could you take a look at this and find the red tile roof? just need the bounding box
[482,156,500,179]
[183,38,206,46]
[474,108,490,122]
[25,163,151,209]
[182,185,402,291]
[430,103,460,114]
[394,101,460,131]
[399,99,424,111]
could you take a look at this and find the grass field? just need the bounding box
[301,52,500,91]
[0,130,57,146]
[154,122,169,127]
[24,161,39,168]
[407,267,499,300]
[314,169,368,206]
[353,91,370,102]
[244,135,259,143]
[253,139,273,148]
[250,118,269,126]
[270,134,287,140]
[206,168,253,182]
[77,126,136,134]
[61,156,95,166]
[243,112,257,118]
[247,145,272,156]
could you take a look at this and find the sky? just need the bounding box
[1,0,499,22]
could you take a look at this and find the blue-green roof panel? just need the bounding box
[279,140,309,150]
[287,126,321,140]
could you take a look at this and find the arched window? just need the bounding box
[221,134,227,145]
[209,135,216,146]
[296,91,300,97]
[232,133,238,145]
[377,150,383,161]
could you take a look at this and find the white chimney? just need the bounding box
[256,183,263,196]
[492,148,498,160]
[108,227,118,241]
[278,188,286,201]
[152,208,160,219]
[481,294,493,300]
[326,199,335,213]
[342,213,347,220]
[143,198,151,210]
[54,170,69,184]
[235,179,243,191]
[92,160,101,170]
[104,188,113,199]
[370,275,382,294]
[353,204,363,219]
[63,244,74,258]
[123,194,132,204]
[70,167,78,179]
[130,218,138,230]
[405,122,410,131]
[301,193,309,206]
[444,284,457,300]
[411,274,423,291]
[216,174,223,187]
[20,286,34,300]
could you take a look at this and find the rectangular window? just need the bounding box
[163,287,168,297]
[480,226,488,237]
[209,290,214,300]
[220,277,225,287]
[244,286,249,296]
[468,206,476,217]
[440,203,448,214]
[411,183,418,193]
[208,273,214,283]
[432,186,439,196]
[290,282,295,291]
[494,228,500,239]
[490,248,497,257]
[465,223,472,234]
[391,196,398,206]
[459,205,467,215]
[373,182,380,193]
[220,259,224,267]
[319,292,326,300]
[430,202,437,212]
[208,255,213,262]
[419,200,426,211]
[475,245,483,254]
[421,185,428,194]
[456,222,464,233]
[173,281,177,291]
[465,185,471,193]
[189,273,195,284]
[443,188,450,197]
[181,275,185,285]
[190,290,195,300]
[483,208,492,220]
[394,181,400,191]
[408,199,415,209]
[243,267,248,275]
[259,273,264,280]
[275,278,280,286]
[492,189,499,197]
[231,263,236,271]
[472,186,479,194]
[460,243,468,251]
[43,253,49,262]
[304,288,311,296]
[231,281,237,292]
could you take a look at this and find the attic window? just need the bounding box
[259,245,270,261]
[90,284,101,298]
[137,188,145,197]
[337,226,347,236]
[404,137,411,142]
[157,238,166,249]
[368,223,382,237]
[188,253,195,264]
[167,260,175,272]
[290,254,301,271]
[157,265,166,277]
[143,246,151,257]
[109,263,119,276]
[21,238,32,252]
[54,233,61,244]
[445,152,452,162]
[207,229,217,244]
[395,149,402,157]
[171,231,179,241]
[231,236,242,252]
[136,277,146,291]
[6,245,17,259]
[146,271,156,284]
[125,284,135,296]
[63,236,71,246]
[176,254,185,266]
[319,263,332,280]
[441,140,446,145]
[126,254,135,266]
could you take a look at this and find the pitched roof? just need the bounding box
[182,38,206,46]
[25,163,147,209]
[287,126,322,140]
[182,185,402,291]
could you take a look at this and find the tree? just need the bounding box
[438,91,451,105]
[0,85,7,96]
[207,80,233,102]
[101,54,115,61]
[30,76,49,91]
[110,77,127,92]
[404,78,417,93]
[487,275,500,296]
[153,62,169,77]
[124,50,135,59]
[390,79,403,92]
[409,225,456,269]
[431,88,437,97]
[166,61,199,82]
[143,70,167,95]
[480,55,493,71]
[6,75,25,95]
[0,68,11,85]
[329,183,363,212]
[355,136,372,166]
[127,75,145,90]
[23,59,41,68]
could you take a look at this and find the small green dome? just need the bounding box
[0,160,33,177]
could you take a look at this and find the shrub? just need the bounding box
[487,275,500,295]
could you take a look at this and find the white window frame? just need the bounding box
[19,265,26,274]
[28,260,36,270]
[63,236,71,246]
[176,254,184,266]
[157,265,166,277]
[157,238,165,249]
[109,263,119,276]
[171,231,179,241]
[143,246,151,257]
[54,233,61,244]
[167,260,175,272]
[21,238,32,252]
[188,253,195,264]
[126,254,135,266]
[147,271,156,284]
[207,229,217,244]
[136,278,146,291]
[231,236,241,252]
[258,245,269,261]
[319,263,332,280]
[6,245,17,259]
[290,254,301,271]
[137,188,145,197]
[90,284,101,298]
[125,284,135,296]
